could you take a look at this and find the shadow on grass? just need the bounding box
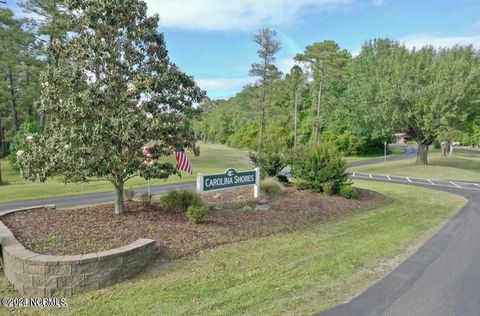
[428,156,480,172]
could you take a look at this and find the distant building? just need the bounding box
[394,133,411,144]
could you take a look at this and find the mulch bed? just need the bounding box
[1,187,388,260]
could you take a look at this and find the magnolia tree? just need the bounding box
[16,0,205,214]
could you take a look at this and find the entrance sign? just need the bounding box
[197,168,260,197]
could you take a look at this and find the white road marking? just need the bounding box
[350,172,480,191]
[450,182,461,188]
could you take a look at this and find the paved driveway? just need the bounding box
[319,179,480,316]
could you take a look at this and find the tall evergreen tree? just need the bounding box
[20,0,68,129]
[295,40,350,143]
[249,28,281,147]
[0,8,43,135]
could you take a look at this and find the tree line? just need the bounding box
[194,29,480,165]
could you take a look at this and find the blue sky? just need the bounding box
[5,0,480,99]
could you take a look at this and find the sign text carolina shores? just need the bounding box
[203,168,256,191]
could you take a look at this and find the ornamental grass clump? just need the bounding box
[260,178,285,197]
[139,192,153,205]
[124,188,135,201]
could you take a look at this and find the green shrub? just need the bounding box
[338,185,358,199]
[249,142,290,178]
[322,181,336,195]
[291,144,349,193]
[124,188,135,201]
[160,190,203,212]
[226,126,259,149]
[139,192,153,205]
[320,131,365,156]
[187,201,209,224]
[261,178,285,197]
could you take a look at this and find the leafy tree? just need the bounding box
[295,40,351,143]
[20,0,69,129]
[16,0,205,214]
[282,65,306,147]
[0,8,43,136]
[347,39,480,165]
[249,28,281,147]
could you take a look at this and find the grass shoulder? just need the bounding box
[351,148,480,181]
[0,180,466,315]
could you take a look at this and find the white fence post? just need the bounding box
[254,167,260,198]
[197,173,204,195]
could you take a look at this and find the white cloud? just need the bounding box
[145,0,352,31]
[276,57,300,74]
[196,77,254,92]
[400,33,480,50]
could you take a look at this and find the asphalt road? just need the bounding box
[349,145,417,167]
[0,182,196,213]
[320,168,480,315]
[0,146,418,213]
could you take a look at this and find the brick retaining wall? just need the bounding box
[0,205,156,296]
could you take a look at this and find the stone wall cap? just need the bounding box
[27,255,60,266]
[57,255,83,265]
[0,205,56,218]
[9,248,38,260]
[79,253,98,263]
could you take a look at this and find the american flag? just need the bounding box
[175,145,193,174]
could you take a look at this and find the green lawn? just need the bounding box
[351,148,480,181]
[0,143,249,203]
[345,144,405,163]
[0,180,464,315]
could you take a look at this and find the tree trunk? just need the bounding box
[314,75,323,144]
[114,181,125,215]
[294,91,298,147]
[7,68,20,132]
[0,113,3,156]
[416,142,430,165]
[0,159,3,184]
[259,83,266,149]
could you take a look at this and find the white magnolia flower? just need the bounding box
[127,83,135,92]
[26,135,33,141]
[64,144,70,150]
[16,150,25,157]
